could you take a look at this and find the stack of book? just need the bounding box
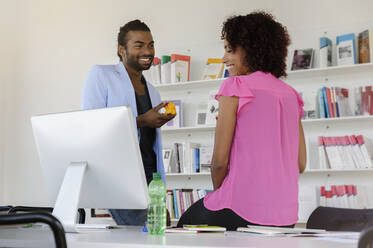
[316,87,352,119]
[143,54,190,85]
[319,185,370,209]
[166,189,212,219]
[164,144,213,174]
[318,135,373,169]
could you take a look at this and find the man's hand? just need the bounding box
[137,102,176,128]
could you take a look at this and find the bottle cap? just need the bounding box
[153,173,161,180]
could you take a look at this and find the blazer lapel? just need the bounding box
[115,63,138,118]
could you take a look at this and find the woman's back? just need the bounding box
[204,71,304,225]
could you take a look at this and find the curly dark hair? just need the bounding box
[117,20,151,61]
[221,11,291,78]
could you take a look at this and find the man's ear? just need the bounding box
[118,45,126,60]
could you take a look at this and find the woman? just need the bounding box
[177,11,307,231]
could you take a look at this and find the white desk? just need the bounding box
[0,226,358,248]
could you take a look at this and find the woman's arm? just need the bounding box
[298,120,307,173]
[211,96,238,190]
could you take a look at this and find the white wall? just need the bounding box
[0,0,17,205]
[3,0,373,205]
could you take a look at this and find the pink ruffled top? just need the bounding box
[204,71,304,226]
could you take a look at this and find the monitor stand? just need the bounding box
[52,162,87,233]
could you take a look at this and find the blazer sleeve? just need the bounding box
[81,65,108,110]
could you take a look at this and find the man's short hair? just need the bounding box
[117,20,151,61]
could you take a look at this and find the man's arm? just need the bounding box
[211,96,238,191]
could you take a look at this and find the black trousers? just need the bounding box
[177,198,295,231]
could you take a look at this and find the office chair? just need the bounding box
[0,205,13,214]
[0,211,67,248]
[359,225,373,248]
[307,206,373,232]
[7,206,86,224]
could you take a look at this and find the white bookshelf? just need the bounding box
[166,168,373,177]
[158,62,373,223]
[166,173,210,176]
[305,168,373,173]
[161,115,373,134]
[286,62,373,78]
[154,63,373,90]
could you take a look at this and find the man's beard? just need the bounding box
[125,53,153,71]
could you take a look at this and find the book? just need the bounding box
[161,55,171,84]
[365,86,372,115]
[317,88,326,118]
[358,30,371,63]
[170,54,190,83]
[183,225,226,232]
[318,137,330,169]
[291,48,314,70]
[370,85,373,115]
[199,146,213,166]
[151,57,161,84]
[166,190,175,218]
[299,91,316,119]
[163,100,182,129]
[319,37,332,68]
[221,64,230,78]
[237,225,325,235]
[162,148,172,173]
[165,227,198,233]
[336,33,357,66]
[172,189,179,218]
[166,225,226,233]
[205,90,219,125]
[361,87,370,115]
[201,58,224,80]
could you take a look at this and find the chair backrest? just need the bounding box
[0,206,13,214]
[307,207,373,232]
[359,226,373,248]
[0,212,67,248]
[7,206,85,224]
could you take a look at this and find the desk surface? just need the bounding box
[0,226,358,248]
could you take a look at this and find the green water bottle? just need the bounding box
[147,173,166,235]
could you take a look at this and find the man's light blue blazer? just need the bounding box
[81,62,166,183]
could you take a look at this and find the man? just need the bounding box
[81,20,174,225]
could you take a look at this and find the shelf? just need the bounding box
[302,115,373,124]
[304,168,373,173]
[154,78,224,90]
[166,173,211,176]
[166,169,373,176]
[154,63,373,90]
[161,125,215,134]
[286,62,373,78]
[161,115,373,134]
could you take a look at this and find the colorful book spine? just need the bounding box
[322,87,330,118]
[172,189,179,218]
[318,88,326,118]
[325,87,333,117]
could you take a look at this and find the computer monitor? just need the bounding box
[31,106,149,232]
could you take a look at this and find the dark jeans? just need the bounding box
[177,198,295,231]
[109,209,147,226]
